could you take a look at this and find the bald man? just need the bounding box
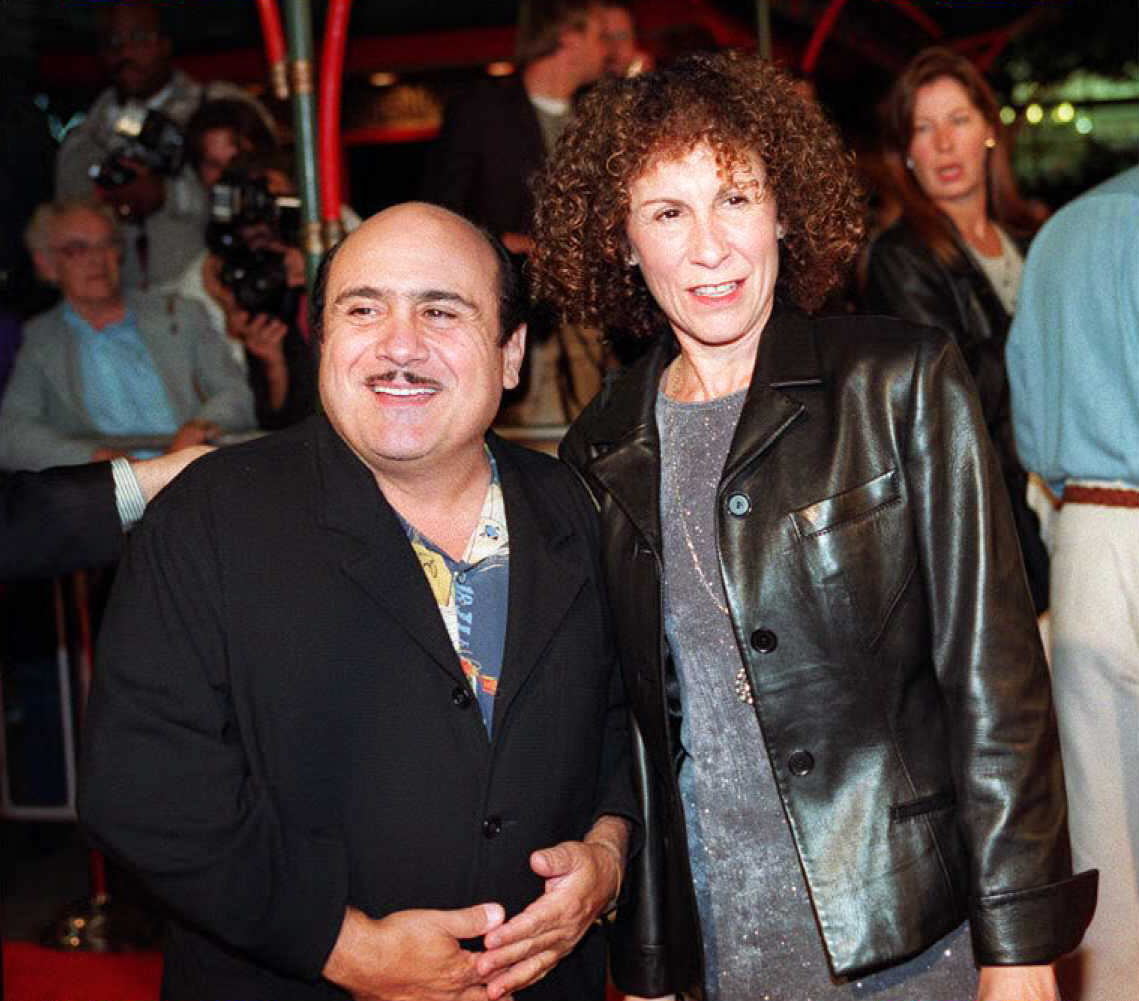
[80,203,633,1001]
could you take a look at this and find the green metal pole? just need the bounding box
[281,0,324,288]
[756,0,772,59]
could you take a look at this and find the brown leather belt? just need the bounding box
[1062,485,1139,508]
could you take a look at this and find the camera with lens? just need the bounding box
[88,107,186,188]
[206,169,302,319]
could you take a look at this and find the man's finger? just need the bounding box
[486,949,559,1000]
[433,901,506,941]
[530,842,577,879]
[476,927,562,977]
[482,894,559,949]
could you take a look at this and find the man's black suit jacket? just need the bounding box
[421,77,546,239]
[0,462,121,580]
[79,416,634,1001]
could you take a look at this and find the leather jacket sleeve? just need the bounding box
[864,231,965,340]
[908,334,1096,963]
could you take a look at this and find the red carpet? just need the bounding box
[3,942,162,1001]
[3,943,624,1000]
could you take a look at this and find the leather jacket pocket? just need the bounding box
[791,469,913,651]
[791,469,900,538]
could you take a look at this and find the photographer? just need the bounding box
[55,2,273,292]
[175,99,280,349]
[198,153,315,430]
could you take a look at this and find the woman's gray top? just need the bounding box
[656,388,975,1000]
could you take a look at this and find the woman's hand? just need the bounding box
[232,311,288,364]
[167,420,220,454]
[976,964,1059,1001]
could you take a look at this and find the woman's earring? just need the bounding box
[625,253,638,268]
[905,156,915,170]
[776,223,786,240]
[984,136,997,149]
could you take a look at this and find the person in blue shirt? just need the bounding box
[0,200,254,471]
[1006,166,1139,1001]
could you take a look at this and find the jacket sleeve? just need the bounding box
[863,234,967,339]
[54,119,101,200]
[78,476,348,982]
[0,462,122,580]
[0,334,109,470]
[571,470,638,834]
[906,334,1096,964]
[180,298,257,431]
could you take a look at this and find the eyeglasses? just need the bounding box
[50,238,124,261]
[102,29,161,50]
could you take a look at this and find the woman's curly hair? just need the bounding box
[530,51,864,339]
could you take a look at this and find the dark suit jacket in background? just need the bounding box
[79,416,633,1001]
[0,462,121,581]
[421,78,546,238]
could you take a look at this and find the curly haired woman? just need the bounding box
[531,51,1096,1001]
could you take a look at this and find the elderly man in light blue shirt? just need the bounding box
[1006,166,1139,1001]
[0,200,254,471]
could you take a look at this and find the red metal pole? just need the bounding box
[255,0,290,100]
[319,0,353,244]
[801,0,850,76]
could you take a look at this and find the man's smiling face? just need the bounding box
[318,203,524,483]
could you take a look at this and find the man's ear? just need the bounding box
[502,324,527,391]
[33,249,59,285]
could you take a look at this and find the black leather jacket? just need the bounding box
[561,307,1096,999]
[862,221,1049,613]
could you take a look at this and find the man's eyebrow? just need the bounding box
[331,286,478,312]
[333,284,388,306]
[413,289,479,312]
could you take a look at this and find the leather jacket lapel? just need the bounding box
[581,338,674,557]
[722,307,820,484]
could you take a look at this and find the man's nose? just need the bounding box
[375,315,428,365]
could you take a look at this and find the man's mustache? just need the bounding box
[365,370,443,389]
[112,59,142,77]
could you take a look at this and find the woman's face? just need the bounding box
[907,75,993,208]
[625,143,780,357]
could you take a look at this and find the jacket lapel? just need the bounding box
[581,339,674,557]
[313,419,466,685]
[491,435,586,735]
[721,307,820,484]
[579,307,824,537]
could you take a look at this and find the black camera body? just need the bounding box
[206,170,302,318]
[89,107,186,189]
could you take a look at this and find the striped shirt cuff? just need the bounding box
[111,457,148,530]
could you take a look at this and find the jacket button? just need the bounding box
[750,628,778,653]
[726,492,751,516]
[788,750,815,776]
[482,816,503,839]
[451,686,473,708]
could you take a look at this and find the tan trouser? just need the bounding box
[1050,487,1139,1001]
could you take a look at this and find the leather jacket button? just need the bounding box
[788,750,815,776]
[750,628,778,653]
[451,686,473,708]
[482,816,503,839]
[726,492,751,516]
